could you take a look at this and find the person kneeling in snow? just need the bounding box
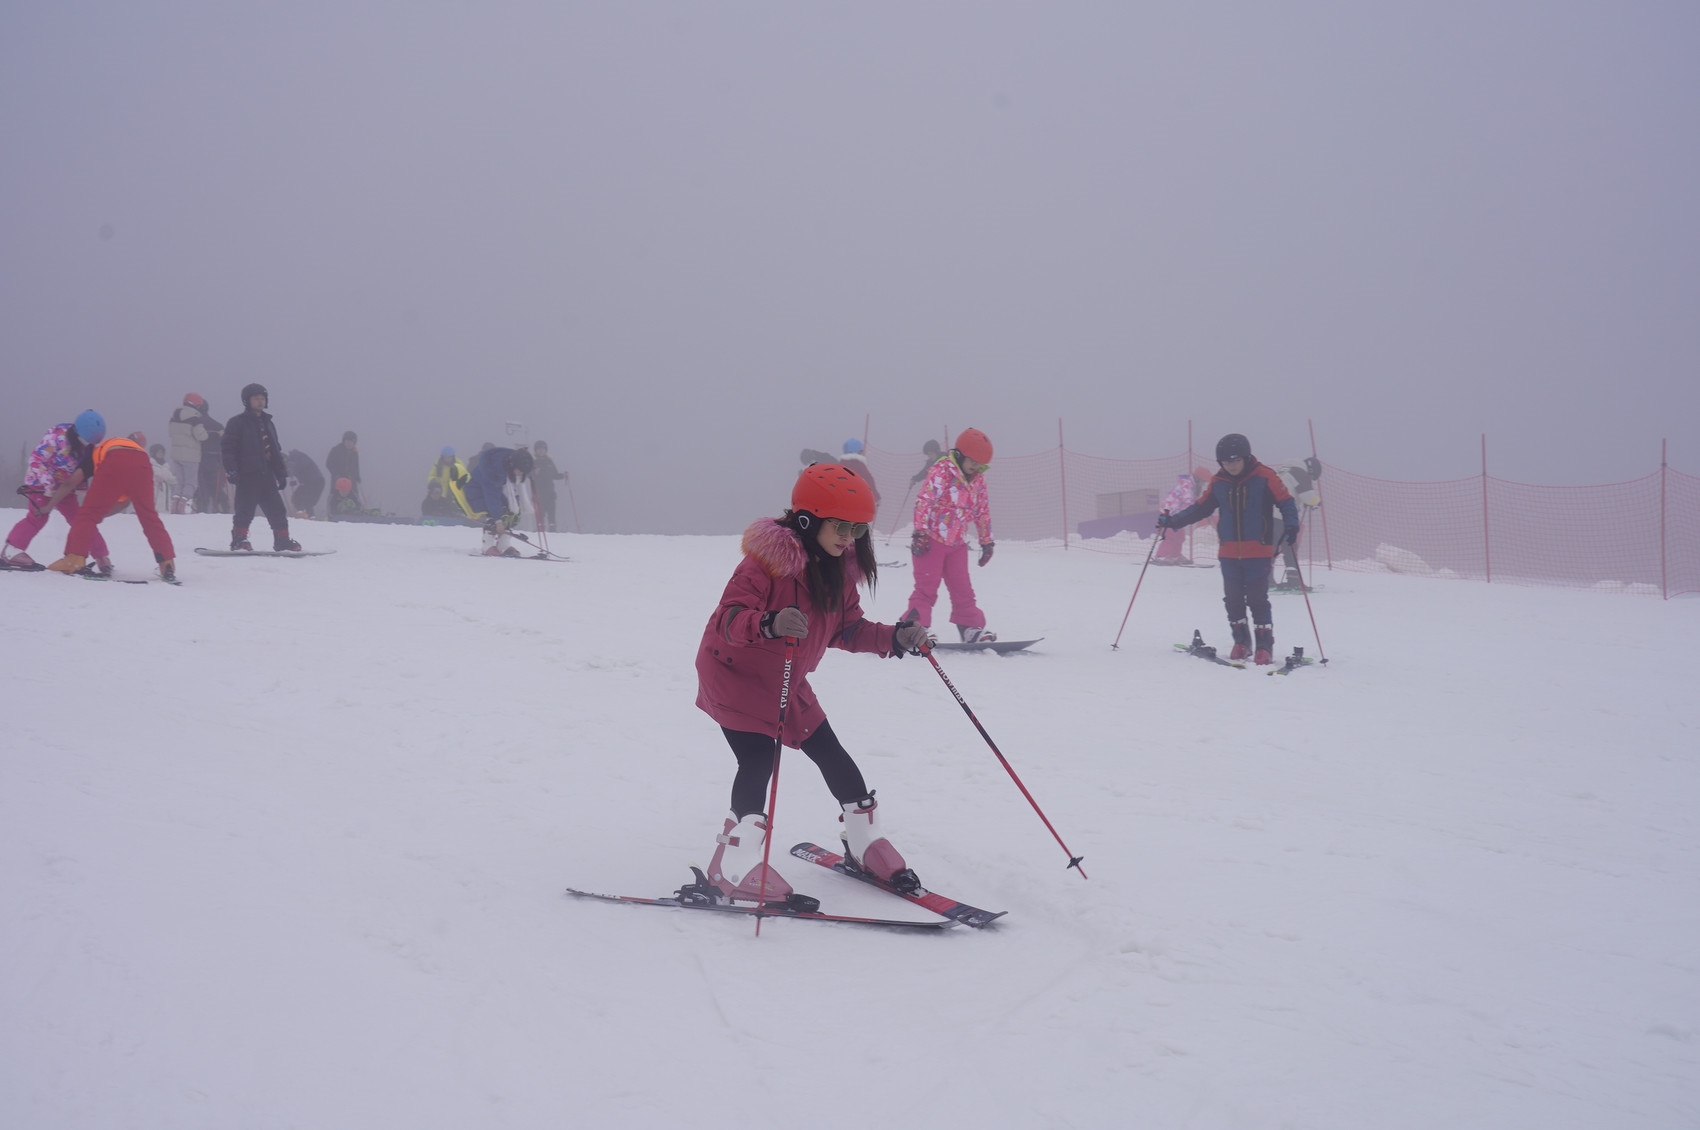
[464,446,535,556]
[692,463,930,906]
[1157,433,1298,665]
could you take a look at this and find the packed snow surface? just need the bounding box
[4,515,1697,1129]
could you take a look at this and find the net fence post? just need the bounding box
[1186,419,1195,563]
[1308,418,1333,571]
[1058,417,1069,550]
[1662,438,1669,601]
[1481,433,1492,584]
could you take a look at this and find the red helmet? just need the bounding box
[954,428,993,465]
[792,463,876,523]
[184,393,205,408]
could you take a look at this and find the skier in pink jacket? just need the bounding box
[907,427,997,642]
[693,463,930,906]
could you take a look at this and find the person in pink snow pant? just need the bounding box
[907,427,997,643]
[3,412,112,572]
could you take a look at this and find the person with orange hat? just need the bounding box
[907,427,998,643]
[46,431,177,582]
[690,462,931,908]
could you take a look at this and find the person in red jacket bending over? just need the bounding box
[691,463,930,908]
[46,430,178,582]
[1157,433,1299,665]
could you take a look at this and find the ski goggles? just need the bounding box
[960,457,991,476]
[823,518,870,538]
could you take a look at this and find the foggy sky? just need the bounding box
[4,3,1697,533]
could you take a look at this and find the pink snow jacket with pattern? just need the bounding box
[911,454,992,548]
[696,519,900,745]
[23,425,90,493]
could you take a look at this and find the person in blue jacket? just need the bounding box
[464,446,535,555]
[1157,433,1299,665]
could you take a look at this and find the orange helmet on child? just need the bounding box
[954,428,993,465]
[792,463,877,523]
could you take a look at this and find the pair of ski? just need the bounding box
[1176,630,1321,675]
[567,841,1006,931]
[3,559,182,585]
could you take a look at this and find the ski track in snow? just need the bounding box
[3,514,1697,1129]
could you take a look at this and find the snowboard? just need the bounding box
[194,548,336,558]
[929,637,1042,654]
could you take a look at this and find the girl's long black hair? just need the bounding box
[778,510,878,612]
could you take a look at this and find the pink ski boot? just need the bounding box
[705,812,796,904]
[839,794,921,893]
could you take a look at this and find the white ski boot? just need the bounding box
[480,522,515,557]
[839,794,920,893]
[959,625,998,643]
[705,812,795,904]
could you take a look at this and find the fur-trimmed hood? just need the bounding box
[741,518,808,579]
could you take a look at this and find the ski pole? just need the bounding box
[1292,555,1328,665]
[1110,523,1164,650]
[754,635,798,936]
[566,474,582,534]
[919,644,1087,878]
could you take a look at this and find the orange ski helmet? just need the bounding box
[791,463,877,523]
[954,427,993,466]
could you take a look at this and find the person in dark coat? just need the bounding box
[195,404,227,513]
[221,383,300,552]
[325,432,362,509]
[286,449,325,519]
[533,441,565,531]
[1157,433,1298,665]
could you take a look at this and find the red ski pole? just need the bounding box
[1111,523,1164,650]
[754,635,798,936]
[1290,549,1328,665]
[919,644,1086,878]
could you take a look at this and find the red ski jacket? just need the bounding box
[696,519,900,745]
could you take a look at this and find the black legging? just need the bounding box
[722,719,869,818]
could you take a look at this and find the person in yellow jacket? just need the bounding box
[47,434,178,582]
[428,446,480,519]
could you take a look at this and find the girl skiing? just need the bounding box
[907,427,997,642]
[694,463,929,904]
[3,411,112,573]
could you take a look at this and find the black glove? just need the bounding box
[893,620,930,655]
[978,542,994,567]
[227,470,238,485]
[276,475,289,491]
[1155,511,1174,531]
[759,605,809,640]
[911,531,930,556]
[1280,526,1300,547]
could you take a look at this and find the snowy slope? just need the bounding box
[3,514,1696,1130]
